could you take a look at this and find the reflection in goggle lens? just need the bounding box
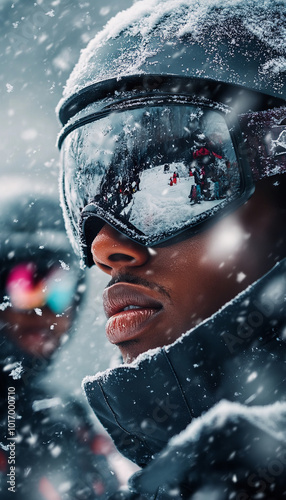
[62,102,245,257]
[6,262,77,314]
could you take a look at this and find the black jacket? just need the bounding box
[0,356,118,499]
[84,259,286,499]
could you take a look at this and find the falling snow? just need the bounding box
[6,83,13,93]
[1,1,286,499]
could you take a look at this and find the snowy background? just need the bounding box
[0,0,135,395]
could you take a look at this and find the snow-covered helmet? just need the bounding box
[57,0,286,267]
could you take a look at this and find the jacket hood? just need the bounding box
[83,259,286,466]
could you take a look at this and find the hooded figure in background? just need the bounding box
[57,1,286,498]
[0,179,119,500]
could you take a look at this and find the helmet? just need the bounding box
[58,0,286,126]
[57,0,286,266]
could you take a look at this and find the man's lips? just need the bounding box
[103,283,163,344]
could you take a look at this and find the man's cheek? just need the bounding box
[203,216,248,263]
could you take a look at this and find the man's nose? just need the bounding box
[91,223,150,275]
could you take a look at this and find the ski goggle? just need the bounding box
[58,94,286,267]
[5,262,78,314]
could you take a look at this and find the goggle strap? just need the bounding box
[240,106,286,181]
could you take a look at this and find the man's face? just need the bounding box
[91,178,284,362]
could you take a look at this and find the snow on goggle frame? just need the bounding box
[59,94,286,267]
[5,262,78,314]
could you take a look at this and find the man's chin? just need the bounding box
[115,339,142,364]
[115,328,184,364]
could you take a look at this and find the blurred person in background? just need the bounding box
[0,178,119,500]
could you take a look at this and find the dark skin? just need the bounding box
[91,176,286,363]
[1,307,72,358]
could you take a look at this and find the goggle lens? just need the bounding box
[61,100,247,261]
[6,263,77,314]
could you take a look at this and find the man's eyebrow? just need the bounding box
[106,273,171,299]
